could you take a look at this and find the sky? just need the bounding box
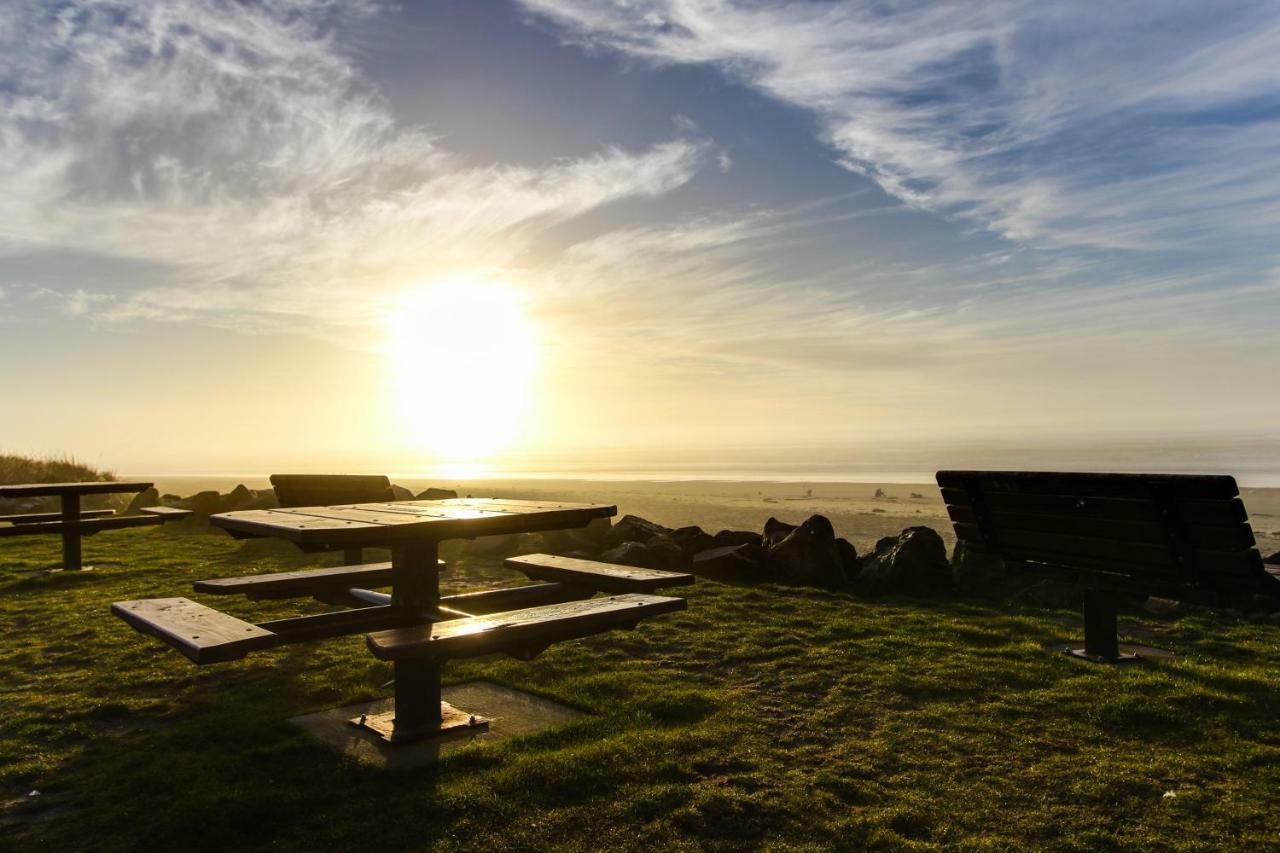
[1,0,1278,477]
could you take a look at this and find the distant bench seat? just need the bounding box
[0,510,187,539]
[365,593,687,663]
[0,509,114,525]
[505,554,694,593]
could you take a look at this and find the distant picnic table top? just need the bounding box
[210,498,617,546]
[0,481,153,498]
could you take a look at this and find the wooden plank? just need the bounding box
[193,559,442,599]
[0,509,114,525]
[210,502,616,547]
[506,554,695,593]
[0,481,152,498]
[0,514,162,539]
[936,471,1238,501]
[257,606,406,643]
[946,505,1257,550]
[366,593,687,662]
[940,488,1249,527]
[139,506,193,520]
[111,598,277,664]
[439,583,590,615]
[269,474,392,508]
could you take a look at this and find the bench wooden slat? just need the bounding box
[505,553,694,593]
[946,505,1257,550]
[269,474,394,508]
[111,598,277,664]
[366,593,686,663]
[139,505,193,520]
[940,488,1251,528]
[0,514,163,538]
[192,559,443,599]
[937,471,1239,501]
[0,509,114,525]
[0,481,152,498]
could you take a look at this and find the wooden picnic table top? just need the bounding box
[0,481,153,498]
[210,498,616,547]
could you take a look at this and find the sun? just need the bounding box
[384,276,539,462]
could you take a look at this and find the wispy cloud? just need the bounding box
[519,0,1280,254]
[0,0,712,327]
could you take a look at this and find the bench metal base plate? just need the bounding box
[1064,647,1140,664]
[348,701,490,744]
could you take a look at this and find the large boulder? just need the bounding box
[670,525,717,564]
[415,487,459,501]
[122,487,161,516]
[219,484,256,512]
[1264,551,1279,566]
[835,537,860,580]
[692,542,768,581]
[178,490,222,518]
[766,515,845,589]
[602,515,673,550]
[601,535,684,570]
[855,526,950,596]
[465,534,523,558]
[538,527,602,558]
[248,489,280,510]
[389,484,414,501]
[951,540,1006,597]
[762,517,798,549]
[713,529,763,548]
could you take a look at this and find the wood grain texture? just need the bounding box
[111,598,277,664]
[269,474,393,508]
[506,553,695,593]
[0,514,163,539]
[211,499,616,546]
[365,593,686,662]
[193,559,444,599]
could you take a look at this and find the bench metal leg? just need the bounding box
[61,493,83,571]
[350,540,488,743]
[1068,587,1138,663]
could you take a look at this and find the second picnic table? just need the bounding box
[115,497,691,745]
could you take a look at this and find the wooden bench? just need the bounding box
[505,553,694,593]
[269,474,395,564]
[0,514,167,539]
[112,598,279,664]
[937,470,1277,662]
[139,505,193,521]
[366,593,687,663]
[0,509,114,525]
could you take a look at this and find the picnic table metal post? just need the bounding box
[389,540,444,740]
[60,492,82,571]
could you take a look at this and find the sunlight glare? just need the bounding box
[385,276,539,462]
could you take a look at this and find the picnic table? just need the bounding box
[0,481,189,571]
[114,497,692,745]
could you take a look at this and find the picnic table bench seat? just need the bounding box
[112,598,278,664]
[505,553,694,593]
[139,505,194,520]
[192,559,444,600]
[0,514,169,539]
[0,509,115,525]
[365,592,687,663]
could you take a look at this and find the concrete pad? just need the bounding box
[289,680,586,769]
[1046,642,1179,663]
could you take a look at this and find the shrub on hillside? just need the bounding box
[0,453,119,512]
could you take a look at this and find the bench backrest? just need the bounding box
[269,474,394,508]
[936,470,1275,599]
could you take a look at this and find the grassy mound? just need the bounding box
[0,454,118,513]
[2,526,1279,849]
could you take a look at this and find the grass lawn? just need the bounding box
[2,523,1279,851]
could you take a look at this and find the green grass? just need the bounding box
[2,525,1279,850]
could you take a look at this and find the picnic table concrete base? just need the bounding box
[350,700,491,743]
[291,680,584,769]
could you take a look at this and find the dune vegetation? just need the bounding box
[2,520,1279,850]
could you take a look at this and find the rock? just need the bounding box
[762,517,798,549]
[1143,596,1186,617]
[1264,551,1279,566]
[580,517,612,543]
[766,514,846,588]
[415,487,458,501]
[602,515,673,549]
[179,490,222,518]
[951,541,1006,596]
[692,542,768,581]
[601,535,683,569]
[1009,579,1080,609]
[538,528,601,558]
[713,529,763,548]
[855,526,950,596]
[909,492,925,499]
[873,488,888,500]
[389,484,414,501]
[246,490,279,510]
[219,484,256,512]
[161,493,181,504]
[122,487,161,516]
[835,537,860,580]
[670,525,717,563]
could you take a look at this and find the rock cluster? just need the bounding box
[154,483,461,520]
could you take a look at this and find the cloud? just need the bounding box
[518,0,1280,254]
[0,0,712,328]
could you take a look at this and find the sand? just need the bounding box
[129,475,1280,558]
